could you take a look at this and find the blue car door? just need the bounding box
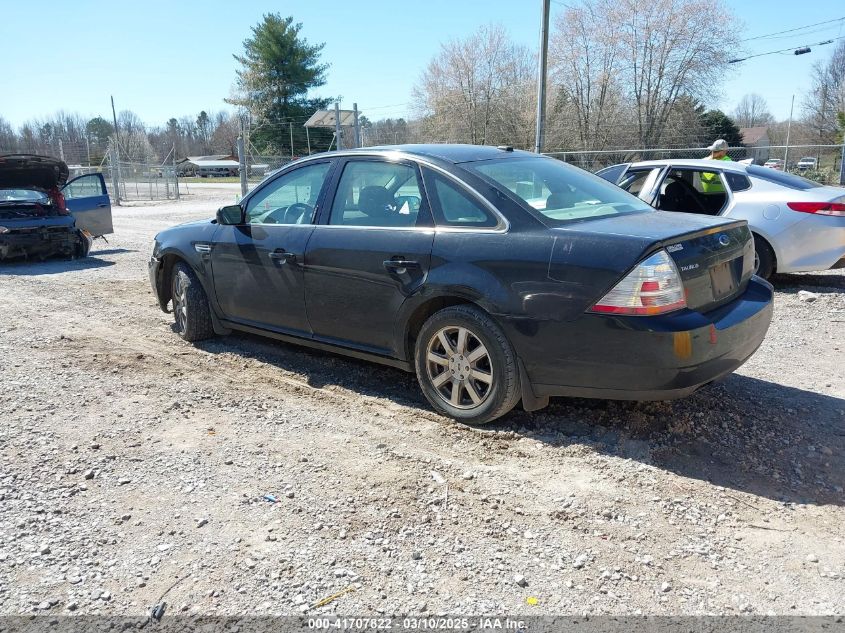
[62,173,114,236]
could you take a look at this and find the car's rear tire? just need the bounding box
[171,262,215,342]
[753,235,775,280]
[414,305,520,425]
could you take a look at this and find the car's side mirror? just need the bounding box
[216,204,244,225]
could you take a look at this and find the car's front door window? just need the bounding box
[63,174,106,198]
[328,160,424,228]
[245,162,331,225]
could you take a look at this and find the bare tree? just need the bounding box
[549,1,624,152]
[733,94,773,128]
[802,40,845,145]
[413,24,534,147]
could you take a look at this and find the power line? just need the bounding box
[728,36,843,63]
[741,16,845,42]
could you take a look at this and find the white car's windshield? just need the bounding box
[469,156,652,225]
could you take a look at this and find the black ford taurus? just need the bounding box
[149,145,773,424]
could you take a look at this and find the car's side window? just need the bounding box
[656,169,727,216]
[245,162,331,225]
[64,174,106,199]
[328,161,423,228]
[725,172,752,192]
[425,171,498,228]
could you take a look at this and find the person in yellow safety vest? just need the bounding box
[701,139,732,194]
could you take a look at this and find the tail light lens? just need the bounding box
[787,201,845,217]
[590,250,687,316]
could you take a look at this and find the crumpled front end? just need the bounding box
[0,220,88,261]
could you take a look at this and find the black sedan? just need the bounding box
[149,145,773,425]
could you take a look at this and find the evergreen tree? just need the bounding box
[228,14,333,154]
[699,110,744,148]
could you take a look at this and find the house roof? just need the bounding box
[181,159,240,168]
[740,127,769,145]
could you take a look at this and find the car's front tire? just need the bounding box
[414,305,520,425]
[171,262,215,342]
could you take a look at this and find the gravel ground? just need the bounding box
[0,187,843,617]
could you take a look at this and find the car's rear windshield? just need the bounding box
[468,156,652,225]
[746,165,822,190]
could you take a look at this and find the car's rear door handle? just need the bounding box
[269,250,296,264]
[383,259,419,270]
[97,203,109,208]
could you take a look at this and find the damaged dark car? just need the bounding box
[0,154,113,261]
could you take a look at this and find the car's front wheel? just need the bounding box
[414,305,520,425]
[171,262,215,342]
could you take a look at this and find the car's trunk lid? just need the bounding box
[551,211,754,313]
[660,221,754,311]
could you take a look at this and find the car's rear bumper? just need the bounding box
[504,277,774,401]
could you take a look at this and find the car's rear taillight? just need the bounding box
[590,250,687,316]
[787,201,845,217]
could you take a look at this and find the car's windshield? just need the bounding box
[0,188,49,204]
[468,156,652,224]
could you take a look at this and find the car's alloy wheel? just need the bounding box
[414,305,521,425]
[172,272,188,334]
[425,325,494,409]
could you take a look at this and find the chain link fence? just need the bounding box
[545,144,845,184]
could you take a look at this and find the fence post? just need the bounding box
[110,147,121,206]
[334,102,343,151]
[839,143,845,186]
[173,144,180,200]
[237,135,248,197]
[353,103,361,149]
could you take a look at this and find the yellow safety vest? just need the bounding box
[700,155,732,194]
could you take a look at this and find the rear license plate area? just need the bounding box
[709,260,737,300]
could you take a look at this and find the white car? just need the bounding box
[596,159,845,278]
[796,156,818,171]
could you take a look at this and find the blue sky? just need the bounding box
[1,0,843,128]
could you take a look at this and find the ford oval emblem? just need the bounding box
[718,234,730,247]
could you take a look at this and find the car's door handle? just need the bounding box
[97,203,109,208]
[269,250,297,264]
[383,259,419,273]
[383,259,419,268]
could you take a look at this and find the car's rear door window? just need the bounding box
[423,170,499,228]
[328,160,424,228]
[746,165,823,189]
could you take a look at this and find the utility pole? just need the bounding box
[237,134,248,197]
[534,0,551,154]
[353,103,361,148]
[110,95,122,206]
[289,121,294,160]
[305,126,312,155]
[784,94,795,171]
[58,138,64,162]
[85,135,91,167]
[334,102,343,151]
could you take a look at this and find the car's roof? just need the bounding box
[623,158,751,172]
[331,144,535,164]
